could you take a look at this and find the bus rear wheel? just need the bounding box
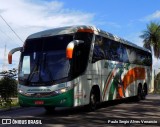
[44,106,55,113]
[142,84,148,100]
[136,85,142,101]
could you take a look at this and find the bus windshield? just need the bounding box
[19,34,73,86]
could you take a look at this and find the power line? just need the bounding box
[0,28,14,42]
[0,14,23,42]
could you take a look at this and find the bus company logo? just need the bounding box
[27,89,51,92]
[2,119,11,124]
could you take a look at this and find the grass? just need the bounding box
[0,98,19,110]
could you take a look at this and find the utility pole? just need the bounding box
[2,43,8,72]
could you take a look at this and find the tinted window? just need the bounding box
[92,35,151,66]
[73,32,93,76]
[109,40,121,61]
[126,46,137,64]
[121,44,129,63]
[24,34,73,52]
[92,36,105,62]
[126,46,152,66]
[92,35,123,62]
[74,32,93,43]
[141,52,152,66]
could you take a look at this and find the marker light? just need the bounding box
[66,42,74,59]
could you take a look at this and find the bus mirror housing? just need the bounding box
[66,40,84,59]
[8,47,23,64]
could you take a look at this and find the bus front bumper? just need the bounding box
[18,89,74,107]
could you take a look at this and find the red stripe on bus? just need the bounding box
[122,67,145,90]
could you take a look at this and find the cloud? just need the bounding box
[0,0,94,43]
[142,10,160,21]
[0,0,94,70]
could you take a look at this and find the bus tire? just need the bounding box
[88,86,100,111]
[44,106,55,113]
[136,84,142,101]
[142,84,148,100]
[89,89,97,111]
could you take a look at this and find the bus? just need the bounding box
[8,25,152,112]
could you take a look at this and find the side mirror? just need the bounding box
[66,40,84,59]
[8,47,23,64]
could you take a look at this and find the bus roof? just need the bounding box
[27,25,151,53]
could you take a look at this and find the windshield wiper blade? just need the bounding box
[25,57,39,85]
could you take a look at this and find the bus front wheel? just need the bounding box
[88,88,98,111]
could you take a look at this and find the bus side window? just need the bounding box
[121,44,129,63]
[127,47,136,64]
[92,36,105,63]
[140,52,152,66]
[109,41,121,61]
[103,38,111,60]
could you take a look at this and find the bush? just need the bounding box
[0,69,18,108]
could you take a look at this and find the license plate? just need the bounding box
[35,100,44,105]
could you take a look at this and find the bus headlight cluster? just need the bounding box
[54,82,73,94]
[55,88,68,94]
[18,89,34,96]
[18,89,24,94]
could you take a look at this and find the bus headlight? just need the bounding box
[18,89,34,96]
[54,82,73,94]
[18,89,24,94]
[55,88,68,94]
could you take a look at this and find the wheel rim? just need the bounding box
[90,92,96,110]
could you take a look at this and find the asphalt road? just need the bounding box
[0,94,160,127]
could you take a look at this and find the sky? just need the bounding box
[0,0,160,72]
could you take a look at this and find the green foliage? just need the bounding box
[0,77,17,99]
[0,69,18,108]
[140,21,160,59]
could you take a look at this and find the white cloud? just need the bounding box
[143,10,160,21]
[0,0,94,70]
[0,0,94,43]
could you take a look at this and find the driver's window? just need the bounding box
[22,56,30,74]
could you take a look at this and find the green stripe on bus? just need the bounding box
[18,89,74,107]
[108,81,116,100]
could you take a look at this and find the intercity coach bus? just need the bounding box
[8,25,152,112]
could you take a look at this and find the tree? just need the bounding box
[0,68,18,108]
[140,21,160,59]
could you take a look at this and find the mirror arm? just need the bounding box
[8,47,23,64]
[66,40,84,59]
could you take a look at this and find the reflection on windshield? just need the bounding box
[19,51,70,84]
[22,56,30,74]
[19,34,73,85]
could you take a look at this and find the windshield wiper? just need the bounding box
[25,57,40,85]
